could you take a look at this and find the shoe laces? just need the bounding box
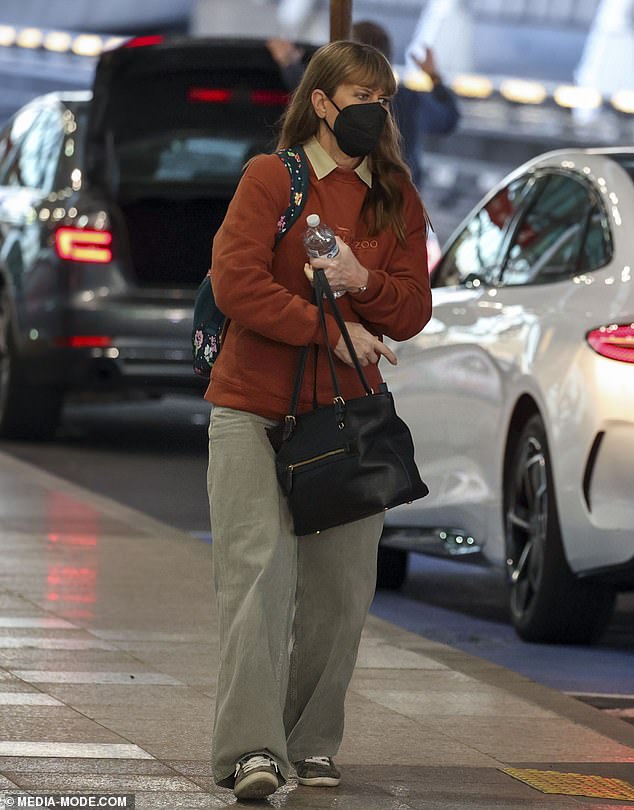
[236,754,277,776]
[303,756,331,766]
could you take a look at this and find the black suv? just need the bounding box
[0,37,300,439]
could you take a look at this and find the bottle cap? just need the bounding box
[306,213,321,228]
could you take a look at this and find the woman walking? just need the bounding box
[206,39,431,800]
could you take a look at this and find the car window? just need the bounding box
[116,133,264,186]
[2,106,65,193]
[0,106,41,185]
[434,176,531,288]
[501,173,596,286]
[0,127,13,181]
[578,205,611,273]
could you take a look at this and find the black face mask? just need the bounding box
[326,98,387,158]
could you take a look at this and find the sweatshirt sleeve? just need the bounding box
[210,155,341,349]
[348,183,432,340]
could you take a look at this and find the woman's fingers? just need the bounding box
[308,239,365,291]
[333,324,398,367]
[375,341,398,365]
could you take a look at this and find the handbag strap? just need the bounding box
[315,270,373,395]
[287,283,339,422]
[315,279,344,399]
[285,270,373,428]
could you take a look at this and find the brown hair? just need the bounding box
[276,40,426,244]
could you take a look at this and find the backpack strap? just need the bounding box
[192,145,309,380]
[274,145,309,244]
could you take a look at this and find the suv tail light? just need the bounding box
[187,87,233,104]
[586,323,634,363]
[187,88,289,105]
[55,228,113,264]
[123,35,164,48]
[54,336,112,349]
[250,90,289,105]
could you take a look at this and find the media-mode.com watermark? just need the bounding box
[0,796,135,808]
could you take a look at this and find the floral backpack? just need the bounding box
[192,145,309,379]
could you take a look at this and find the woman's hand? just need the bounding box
[302,243,394,366]
[334,322,397,368]
[411,45,442,84]
[305,237,369,293]
[266,38,303,68]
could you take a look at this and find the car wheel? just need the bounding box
[504,414,615,644]
[0,295,63,441]
[376,543,408,590]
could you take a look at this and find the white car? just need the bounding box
[380,147,634,645]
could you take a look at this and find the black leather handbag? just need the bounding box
[267,270,428,536]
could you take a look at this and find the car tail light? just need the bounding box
[55,228,113,264]
[54,336,112,349]
[123,35,164,48]
[187,88,288,105]
[586,323,634,363]
[250,89,290,105]
[187,87,233,104]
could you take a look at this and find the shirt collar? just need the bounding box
[303,136,373,188]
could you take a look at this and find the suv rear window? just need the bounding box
[88,41,297,192]
[117,133,262,185]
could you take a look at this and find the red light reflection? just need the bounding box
[46,492,99,619]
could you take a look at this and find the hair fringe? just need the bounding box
[275,41,430,245]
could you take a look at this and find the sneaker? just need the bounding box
[233,754,280,800]
[295,756,341,787]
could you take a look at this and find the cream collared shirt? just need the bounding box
[303,136,372,188]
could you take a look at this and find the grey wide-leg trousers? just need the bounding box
[207,406,383,786]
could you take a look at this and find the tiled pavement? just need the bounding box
[0,450,634,809]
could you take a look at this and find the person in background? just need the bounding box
[267,37,306,90]
[353,21,459,189]
[206,40,431,801]
[268,20,460,190]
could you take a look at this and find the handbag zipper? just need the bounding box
[286,447,347,490]
[289,447,347,471]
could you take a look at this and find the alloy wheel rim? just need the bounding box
[506,434,548,620]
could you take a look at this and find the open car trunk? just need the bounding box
[117,194,229,286]
[86,37,314,286]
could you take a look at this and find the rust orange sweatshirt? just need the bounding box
[205,144,431,420]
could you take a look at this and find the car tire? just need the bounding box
[0,297,63,441]
[504,414,615,644]
[376,543,408,590]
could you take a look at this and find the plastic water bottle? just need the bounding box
[303,213,345,297]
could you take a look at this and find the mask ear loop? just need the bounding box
[323,96,341,139]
